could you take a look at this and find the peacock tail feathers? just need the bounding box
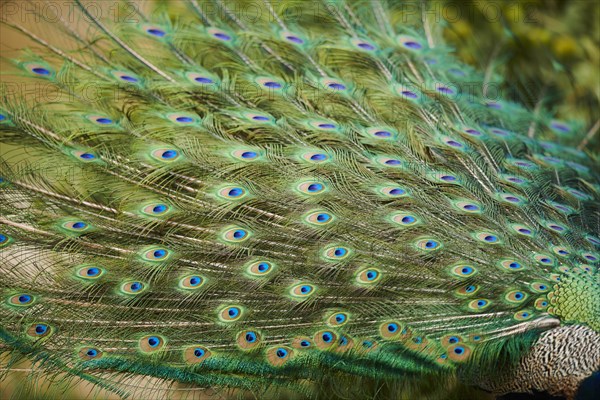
[0,1,599,399]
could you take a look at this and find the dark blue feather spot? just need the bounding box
[194,348,205,357]
[401,216,415,224]
[257,262,269,272]
[120,75,138,82]
[32,67,50,75]
[484,235,497,242]
[276,348,288,358]
[18,295,31,303]
[366,270,378,281]
[286,35,303,44]
[334,248,347,257]
[147,336,160,347]
[389,188,405,195]
[176,116,193,123]
[95,118,112,124]
[316,213,330,222]
[300,285,311,294]
[518,228,531,234]
[509,262,520,269]
[35,324,48,335]
[72,222,87,229]
[440,175,456,182]
[245,332,257,342]
[401,90,418,99]
[327,83,346,90]
[322,332,333,342]
[152,204,167,213]
[307,183,323,192]
[403,41,422,49]
[80,153,95,159]
[213,32,231,40]
[357,42,375,50]
[310,153,327,161]
[189,276,201,286]
[387,323,398,333]
[425,240,438,249]
[228,307,239,317]
[463,204,478,211]
[147,28,165,37]
[86,267,100,277]
[241,151,257,159]
[194,77,213,83]
[318,123,336,129]
[161,150,178,159]
[130,282,142,292]
[228,188,243,197]
[86,349,98,357]
[233,230,246,239]
[263,81,281,89]
[453,346,464,355]
[385,159,401,165]
[153,249,166,258]
[300,340,310,347]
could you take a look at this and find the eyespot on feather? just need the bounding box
[467,299,491,311]
[8,293,36,307]
[499,259,525,272]
[266,346,294,366]
[296,181,327,196]
[313,330,337,350]
[378,186,410,198]
[179,275,205,290]
[184,346,211,363]
[231,148,262,161]
[511,224,535,237]
[78,347,103,360]
[140,246,173,262]
[322,245,351,261]
[237,330,262,350]
[534,298,549,310]
[220,227,251,243]
[326,312,349,327]
[379,321,404,340]
[151,148,181,162]
[356,268,382,284]
[505,290,528,304]
[304,210,335,226]
[533,254,555,266]
[26,323,53,338]
[76,265,105,280]
[300,151,331,163]
[450,264,477,278]
[218,305,244,322]
[120,281,146,295]
[289,283,316,299]
[415,238,442,251]
[530,282,550,293]
[217,186,249,201]
[440,335,463,348]
[334,335,355,353]
[455,284,479,297]
[390,212,422,227]
[474,231,502,244]
[246,261,275,277]
[514,310,534,321]
[139,335,166,353]
[291,337,313,349]
[447,345,471,362]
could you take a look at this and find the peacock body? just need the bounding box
[0,1,599,399]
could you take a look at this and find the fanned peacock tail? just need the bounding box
[0,1,599,399]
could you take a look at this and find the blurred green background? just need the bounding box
[440,0,599,150]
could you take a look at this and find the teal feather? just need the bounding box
[0,1,599,399]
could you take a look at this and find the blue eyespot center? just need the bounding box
[509,262,520,269]
[466,285,475,292]
[454,347,464,355]
[358,42,375,50]
[86,349,98,357]
[389,188,405,195]
[300,285,311,294]
[152,204,167,213]
[233,230,246,239]
[484,235,497,242]
[35,324,48,334]
[161,150,178,159]
[322,332,333,342]
[228,307,240,317]
[477,300,486,307]
[449,336,459,344]
[176,116,193,123]
[241,151,257,159]
[263,81,281,89]
[401,216,415,224]
[189,276,201,286]
[147,336,160,347]
[463,204,478,211]
[316,213,330,222]
[72,222,87,229]
[310,153,327,161]
[276,348,288,358]
[425,241,437,248]
[252,115,269,121]
[194,77,213,83]
[80,153,96,159]
[32,67,50,75]
[307,183,323,192]
[130,282,142,292]
[334,248,347,257]
[461,267,473,275]
[257,262,269,272]
[366,270,378,280]
[385,159,401,165]
[147,28,165,37]
[441,175,456,181]
[120,75,138,82]
[300,340,310,347]
[153,249,166,259]
[246,332,257,342]
[335,314,345,323]
[387,323,398,333]
[18,295,31,303]
[318,123,336,129]
[95,118,112,124]
[515,292,523,300]
[327,83,346,90]
[194,348,205,357]
[86,267,100,276]
[213,32,231,40]
[228,188,243,197]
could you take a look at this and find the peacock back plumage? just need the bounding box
[0,1,599,399]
